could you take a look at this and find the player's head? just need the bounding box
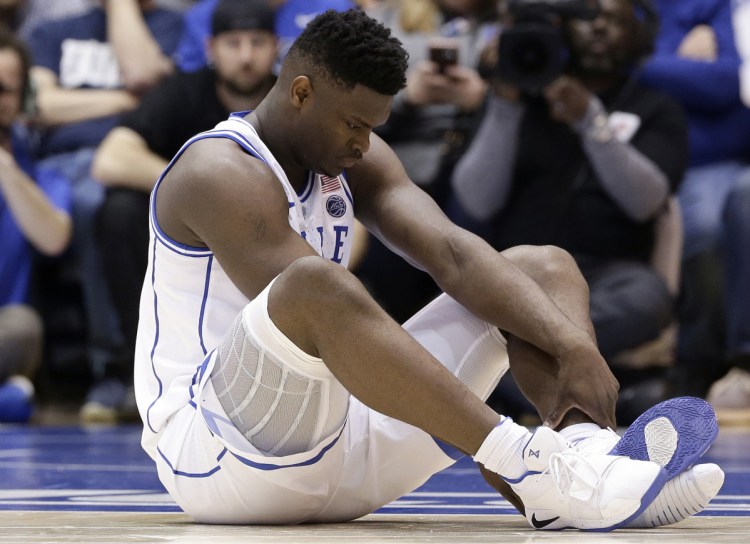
[277,9,408,176]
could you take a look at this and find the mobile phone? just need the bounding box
[429,44,459,73]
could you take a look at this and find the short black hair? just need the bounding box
[286,9,408,96]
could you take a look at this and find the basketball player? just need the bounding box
[134,9,721,530]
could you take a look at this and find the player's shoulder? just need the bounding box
[177,137,276,189]
[163,137,287,215]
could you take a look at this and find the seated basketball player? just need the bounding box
[134,9,722,530]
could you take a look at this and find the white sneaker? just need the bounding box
[609,396,718,478]
[507,427,666,531]
[629,463,725,527]
[569,396,723,528]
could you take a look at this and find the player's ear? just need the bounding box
[290,76,312,109]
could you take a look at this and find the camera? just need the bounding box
[496,0,598,92]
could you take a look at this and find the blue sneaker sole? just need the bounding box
[609,396,718,480]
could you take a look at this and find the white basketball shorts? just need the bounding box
[152,282,509,524]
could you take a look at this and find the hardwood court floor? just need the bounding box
[0,424,748,543]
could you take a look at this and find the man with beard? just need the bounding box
[87,0,278,423]
[451,0,692,423]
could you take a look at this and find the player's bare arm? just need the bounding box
[155,137,319,301]
[350,134,618,428]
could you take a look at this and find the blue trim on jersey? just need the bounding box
[157,445,228,478]
[433,438,466,461]
[146,242,164,435]
[298,171,315,202]
[342,183,353,205]
[339,171,354,205]
[228,423,346,471]
[197,256,213,356]
[188,350,214,403]
[149,128,277,256]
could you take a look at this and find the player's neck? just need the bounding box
[250,107,308,190]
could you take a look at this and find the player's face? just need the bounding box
[297,81,392,177]
[210,30,278,95]
[0,48,23,131]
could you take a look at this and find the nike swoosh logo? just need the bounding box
[531,513,560,529]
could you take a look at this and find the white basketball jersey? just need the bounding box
[134,113,355,460]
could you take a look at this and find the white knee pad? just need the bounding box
[210,282,349,457]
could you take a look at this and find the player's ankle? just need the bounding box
[473,416,531,480]
[555,407,596,430]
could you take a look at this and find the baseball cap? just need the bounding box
[211,0,276,37]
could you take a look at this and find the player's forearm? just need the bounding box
[435,229,591,359]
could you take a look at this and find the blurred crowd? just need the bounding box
[1,0,748,428]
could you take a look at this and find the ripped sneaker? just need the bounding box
[506,426,666,531]
[609,396,718,479]
[569,396,722,528]
[629,463,724,527]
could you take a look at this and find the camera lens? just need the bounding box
[512,38,551,76]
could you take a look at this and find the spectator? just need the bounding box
[0,0,90,40]
[0,28,71,423]
[450,0,688,423]
[174,0,355,73]
[639,0,750,400]
[26,0,183,422]
[355,0,497,322]
[87,0,278,423]
[703,0,750,423]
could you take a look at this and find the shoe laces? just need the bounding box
[548,450,602,502]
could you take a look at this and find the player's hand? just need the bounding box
[545,343,619,430]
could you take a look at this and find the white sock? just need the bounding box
[473,417,532,480]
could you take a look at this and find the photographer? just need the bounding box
[451,0,688,422]
[358,0,498,322]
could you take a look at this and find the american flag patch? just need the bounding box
[321,175,341,194]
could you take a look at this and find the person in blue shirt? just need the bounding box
[701,0,750,423]
[638,0,750,402]
[26,0,184,423]
[173,0,355,73]
[0,28,71,423]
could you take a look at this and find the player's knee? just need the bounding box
[503,244,577,276]
[277,255,365,308]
